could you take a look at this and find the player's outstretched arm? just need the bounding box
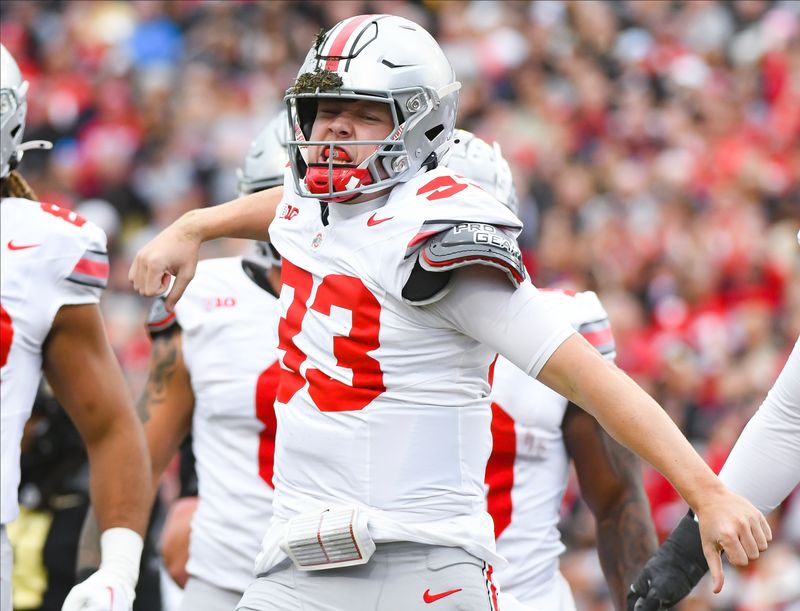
[537,334,771,593]
[43,304,151,611]
[563,403,658,611]
[129,187,283,309]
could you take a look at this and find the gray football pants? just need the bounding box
[178,576,243,611]
[236,542,508,611]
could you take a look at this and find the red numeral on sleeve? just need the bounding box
[255,361,281,487]
[40,203,87,227]
[275,260,386,412]
[0,304,13,368]
[416,175,469,201]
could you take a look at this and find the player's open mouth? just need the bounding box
[321,146,352,164]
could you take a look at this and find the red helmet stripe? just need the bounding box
[324,15,374,71]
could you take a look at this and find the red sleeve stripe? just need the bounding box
[73,257,109,279]
[578,320,616,356]
[147,311,176,333]
[67,250,109,289]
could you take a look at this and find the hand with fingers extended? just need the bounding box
[627,512,708,610]
[128,212,202,310]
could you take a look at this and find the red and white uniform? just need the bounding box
[487,290,616,606]
[256,167,574,574]
[164,257,280,592]
[1,197,108,525]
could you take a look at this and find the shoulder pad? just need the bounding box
[145,297,179,337]
[402,223,526,304]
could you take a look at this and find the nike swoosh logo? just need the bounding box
[367,213,393,227]
[423,588,462,603]
[7,240,41,251]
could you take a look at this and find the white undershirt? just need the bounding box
[719,336,800,514]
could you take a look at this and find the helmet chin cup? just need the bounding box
[305,165,374,202]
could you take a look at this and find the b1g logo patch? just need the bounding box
[280,204,300,221]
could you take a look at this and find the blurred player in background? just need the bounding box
[0,43,150,611]
[448,131,657,611]
[129,15,770,611]
[135,113,288,611]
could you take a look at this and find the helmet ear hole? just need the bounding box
[425,125,444,142]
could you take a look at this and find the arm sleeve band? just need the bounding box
[719,337,800,514]
[428,266,575,377]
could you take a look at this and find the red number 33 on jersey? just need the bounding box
[0,304,13,368]
[276,260,386,412]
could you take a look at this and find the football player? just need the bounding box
[629,330,800,610]
[129,15,770,611]
[446,132,658,611]
[136,113,287,611]
[0,43,150,611]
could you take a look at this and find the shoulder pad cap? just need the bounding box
[421,223,525,284]
[402,222,526,304]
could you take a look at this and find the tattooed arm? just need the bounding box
[563,402,658,611]
[76,326,195,575]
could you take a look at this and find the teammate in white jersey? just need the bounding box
[134,114,289,611]
[129,15,770,610]
[0,43,150,611]
[447,131,656,611]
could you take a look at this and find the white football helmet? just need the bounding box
[237,110,290,197]
[1,44,51,179]
[237,112,290,270]
[285,14,461,202]
[446,129,519,216]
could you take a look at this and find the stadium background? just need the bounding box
[2,1,798,609]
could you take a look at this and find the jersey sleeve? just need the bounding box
[145,297,180,337]
[56,222,109,306]
[383,168,525,305]
[572,291,616,361]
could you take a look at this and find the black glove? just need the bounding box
[627,511,709,610]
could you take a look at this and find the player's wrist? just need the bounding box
[177,209,208,243]
[99,527,143,587]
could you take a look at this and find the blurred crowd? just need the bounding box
[1,1,798,610]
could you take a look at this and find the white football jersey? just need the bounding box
[1,197,108,524]
[488,290,615,603]
[255,166,570,574]
[164,257,280,592]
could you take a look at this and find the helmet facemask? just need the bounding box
[287,85,453,203]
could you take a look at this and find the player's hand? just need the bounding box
[695,489,771,593]
[627,513,708,610]
[61,568,135,611]
[161,496,198,588]
[128,213,202,310]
